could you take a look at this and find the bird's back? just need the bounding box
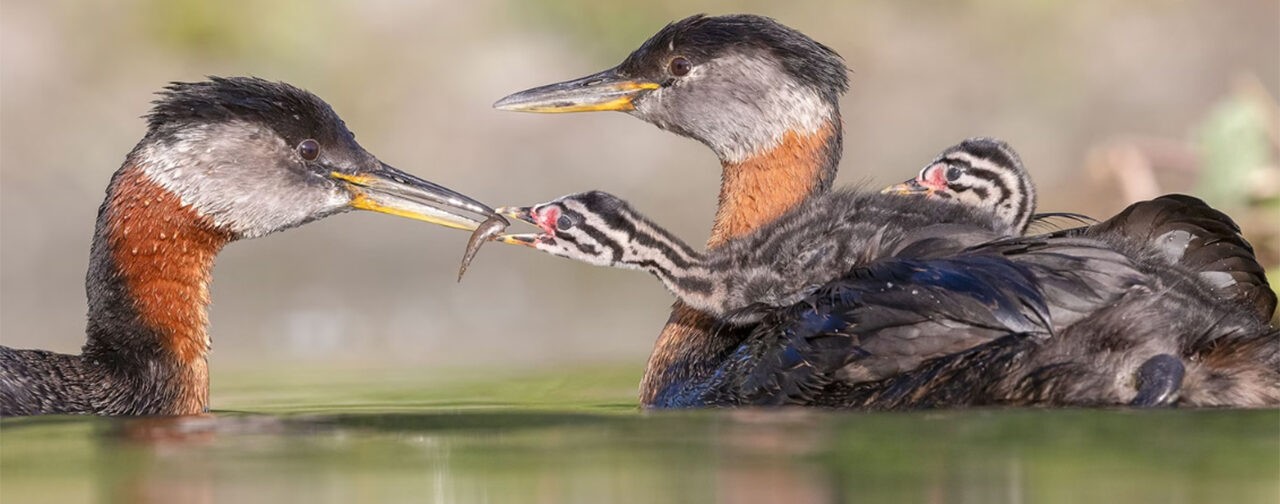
[0,346,95,416]
[1067,194,1276,321]
[657,194,1278,408]
[703,188,1010,316]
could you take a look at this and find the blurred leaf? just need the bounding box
[1194,93,1273,208]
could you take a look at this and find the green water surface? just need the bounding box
[2,367,1277,504]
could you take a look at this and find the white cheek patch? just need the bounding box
[638,52,835,165]
[138,121,351,238]
[707,55,833,164]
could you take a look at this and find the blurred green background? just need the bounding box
[1,0,1277,387]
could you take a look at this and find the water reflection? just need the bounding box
[2,409,1275,504]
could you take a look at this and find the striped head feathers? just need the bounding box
[885,137,1036,236]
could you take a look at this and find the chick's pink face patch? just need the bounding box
[532,205,561,236]
[921,163,949,190]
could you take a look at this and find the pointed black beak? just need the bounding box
[331,162,494,231]
[493,67,660,113]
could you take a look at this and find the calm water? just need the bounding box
[1,368,1277,504]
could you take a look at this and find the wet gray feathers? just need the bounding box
[0,348,98,415]
[0,346,201,416]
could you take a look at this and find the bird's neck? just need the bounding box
[707,121,840,247]
[624,247,721,316]
[641,118,842,406]
[644,266,717,316]
[81,163,232,414]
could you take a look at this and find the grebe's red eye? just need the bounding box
[669,57,692,77]
[297,139,320,161]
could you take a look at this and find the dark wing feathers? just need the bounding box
[705,237,1161,407]
[971,237,1149,325]
[1083,194,1275,320]
[726,253,1060,405]
[659,194,1275,408]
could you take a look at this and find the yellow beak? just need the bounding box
[330,163,494,231]
[493,67,660,113]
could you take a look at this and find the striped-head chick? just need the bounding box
[494,191,703,272]
[885,138,1036,236]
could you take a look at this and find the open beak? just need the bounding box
[493,67,661,113]
[496,205,535,224]
[331,162,494,231]
[491,205,542,246]
[881,178,935,196]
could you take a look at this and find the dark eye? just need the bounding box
[669,57,692,77]
[945,166,962,182]
[297,139,320,161]
[556,215,573,231]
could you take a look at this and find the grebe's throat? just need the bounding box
[83,164,232,413]
[707,121,840,247]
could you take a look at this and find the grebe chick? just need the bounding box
[490,139,1030,324]
[884,137,1036,236]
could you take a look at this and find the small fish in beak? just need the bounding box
[457,214,511,282]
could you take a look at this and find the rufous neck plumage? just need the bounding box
[82,162,232,414]
[708,123,840,246]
